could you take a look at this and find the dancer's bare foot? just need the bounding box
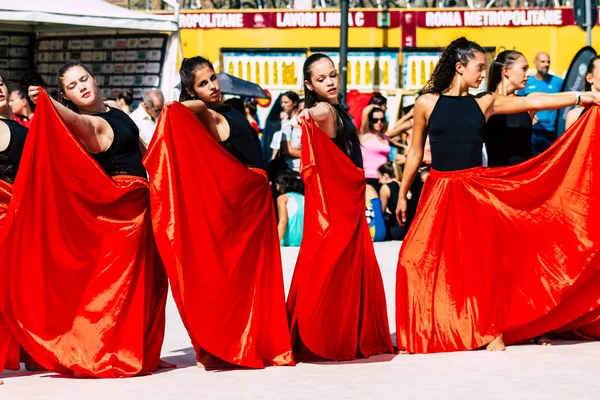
[158,359,176,369]
[197,352,233,370]
[535,335,552,346]
[486,335,506,351]
[0,379,3,385]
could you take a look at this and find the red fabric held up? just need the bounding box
[0,89,167,377]
[396,106,600,353]
[287,119,394,361]
[144,102,293,368]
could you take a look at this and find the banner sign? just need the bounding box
[180,8,583,30]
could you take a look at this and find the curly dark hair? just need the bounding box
[422,37,486,95]
[487,50,524,92]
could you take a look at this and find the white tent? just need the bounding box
[0,0,178,32]
[0,0,180,99]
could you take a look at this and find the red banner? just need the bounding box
[179,10,401,29]
[179,8,585,30]
[416,8,574,28]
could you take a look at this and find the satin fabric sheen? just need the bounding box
[0,180,20,371]
[0,89,168,377]
[143,103,293,368]
[287,120,394,361]
[396,106,600,354]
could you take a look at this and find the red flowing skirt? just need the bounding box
[0,89,167,377]
[144,103,293,368]
[287,120,394,361]
[396,106,600,353]
[0,180,20,372]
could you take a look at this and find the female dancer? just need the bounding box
[396,37,600,354]
[8,88,34,129]
[1,60,169,378]
[484,50,554,346]
[116,89,133,115]
[287,53,394,361]
[484,50,534,167]
[566,56,600,129]
[176,57,264,169]
[0,74,27,384]
[144,56,293,368]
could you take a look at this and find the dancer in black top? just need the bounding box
[92,107,146,178]
[175,56,265,170]
[27,61,173,373]
[0,118,27,184]
[28,61,146,178]
[297,53,363,169]
[484,50,535,167]
[566,56,600,130]
[397,37,600,352]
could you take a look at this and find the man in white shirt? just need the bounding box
[130,89,164,148]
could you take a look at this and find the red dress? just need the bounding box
[396,106,600,353]
[287,120,394,361]
[0,89,167,377]
[0,180,19,372]
[144,102,293,368]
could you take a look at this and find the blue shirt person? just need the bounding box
[521,52,563,155]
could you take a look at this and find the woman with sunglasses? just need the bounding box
[360,106,390,192]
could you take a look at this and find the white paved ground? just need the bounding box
[2,241,600,399]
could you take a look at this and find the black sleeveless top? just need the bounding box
[332,104,363,169]
[215,105,265,170]
[484,112,533,167]
[578,107,591,120]
[92,107,146,178]
[0,119,27,184]
[428,95,486,171]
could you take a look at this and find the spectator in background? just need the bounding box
[298,98,305,112]
[359,92,387,134]
[365,184,386,242]
[378,162,403,240]
[402,104,432,165]
[522,52,563,154]
[270,110,287,161]
[8,71,46,129]
[276,169,304,246]
[223,97,245,115]
[19,71,45,94]
[360,106,390,191]
[369,92,387,111]
[244,99,260,135]
[280,91,301,174]
[116,89,133,114]
[130,88,164,148]
[9,88,35,128]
